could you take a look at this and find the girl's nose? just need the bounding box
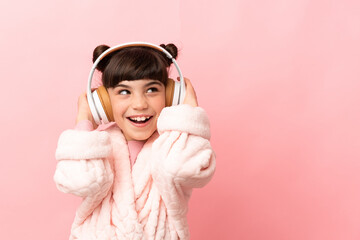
[131,95,148,110]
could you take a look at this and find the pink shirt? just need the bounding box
[127,140,145,167]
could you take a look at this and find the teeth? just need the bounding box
[130,116,151,122]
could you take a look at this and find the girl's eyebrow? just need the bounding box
[114,80,162,89]
[144,81,162,87]
[114,83,130,89]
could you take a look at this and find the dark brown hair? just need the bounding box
[92,44,178,88]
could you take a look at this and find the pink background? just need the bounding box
[0,0,359,239]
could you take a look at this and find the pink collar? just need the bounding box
[127,140,146,167]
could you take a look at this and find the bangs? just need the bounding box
[103,47,168,88]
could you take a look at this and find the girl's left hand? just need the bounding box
[181,77,198,107]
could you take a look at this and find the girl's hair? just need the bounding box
[92,44,178,88]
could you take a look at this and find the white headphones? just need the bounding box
[87,42,186,125]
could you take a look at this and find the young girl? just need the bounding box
[54,43,216,240]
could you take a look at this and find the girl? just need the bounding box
[54,43,216,240]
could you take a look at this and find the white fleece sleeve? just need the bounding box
[54,130,114,198]
[152,104,216,189]
[157,104,211,140]
[150,105,216,232]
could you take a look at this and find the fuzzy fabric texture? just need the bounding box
[54,104,216,240]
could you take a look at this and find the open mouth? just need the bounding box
[127,116,153,124]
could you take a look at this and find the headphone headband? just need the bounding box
[87,42,185,125]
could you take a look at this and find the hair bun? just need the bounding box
[93,45,111,72]
[160,43,178,66]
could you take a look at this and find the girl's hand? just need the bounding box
[76,92,98,128]
[181,77,198,107]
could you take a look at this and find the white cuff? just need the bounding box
[55,130,111,160]
[157,104,211,140]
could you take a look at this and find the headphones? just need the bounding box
[87,42,186,125]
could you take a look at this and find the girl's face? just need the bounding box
[107,79,166,141]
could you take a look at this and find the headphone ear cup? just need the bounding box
[93,86,114,123]
[165,78,183,106]
[165,78,175,107]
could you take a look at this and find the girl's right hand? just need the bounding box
[76,92,98,128]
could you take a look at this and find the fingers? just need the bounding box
[178,77,194,91]
[186,78,197,99]
[178,77,198,107]
[76,91,97,127]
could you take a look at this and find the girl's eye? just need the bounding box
[147,87,158,93]
[118,90,130,95]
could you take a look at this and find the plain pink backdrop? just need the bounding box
[0,0,360,239]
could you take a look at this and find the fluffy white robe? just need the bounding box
[54,105,216,240]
